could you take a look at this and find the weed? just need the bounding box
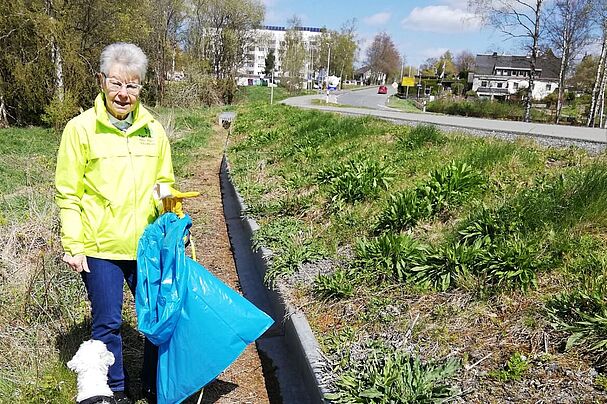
[313,268,354,300]
[412,240,482,292]
[489,352,529,381]
[325,346,460,403]
[420,161,483,213]
[318,158,395,203]
[375,190,430,233]
[354,233,426,283]
[264,236,325,285]
[546,288,607,365]
[375,161,482,234]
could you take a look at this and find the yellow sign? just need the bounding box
[401,77,415,87]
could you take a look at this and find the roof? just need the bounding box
[262,25,323,33]
[474,52,561,79]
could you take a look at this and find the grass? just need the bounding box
[386,96,421,112]
[227,102,607,401]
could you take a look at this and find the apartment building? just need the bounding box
[239,25,323,84]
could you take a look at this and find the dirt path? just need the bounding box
[179,123,270,404]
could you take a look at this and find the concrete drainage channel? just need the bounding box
[220,155,329,404]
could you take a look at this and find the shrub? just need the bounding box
[325,347,461,403]
[42,91,80,131]
[355,233,426,283]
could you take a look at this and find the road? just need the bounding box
[333,85,396,109]
[283,90,607,144]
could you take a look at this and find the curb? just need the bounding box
[220,155,329,403]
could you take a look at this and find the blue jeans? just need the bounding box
[81,257,157,393]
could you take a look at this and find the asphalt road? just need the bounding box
[283,90,607,144]
[333,85,396,109]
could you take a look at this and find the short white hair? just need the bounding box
[100,42,148,81]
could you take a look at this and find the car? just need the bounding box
[378,85,388,94]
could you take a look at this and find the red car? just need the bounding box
[377,85,388,94]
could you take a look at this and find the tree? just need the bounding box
[264,48,275,77]
[281,16,306,91]
[365,32,400,84]
[188,0,264,102]
[470,0,545,122]
[587,0,607,127]
[570,54,598,93]
[315,20,358,83]
[544,0,593,123]
[455,50,476,79]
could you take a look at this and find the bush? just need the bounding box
[42,91,80,131]
[164,70,222,107]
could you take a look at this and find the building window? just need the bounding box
[546,84,551,91]
[497,82,503,88]
[481,81,487,87]
[513,82,518,89]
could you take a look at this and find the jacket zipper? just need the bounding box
[126,135,138,256]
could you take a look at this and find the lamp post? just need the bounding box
[326,47,331,103]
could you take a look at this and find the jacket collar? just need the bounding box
[94,93,153,135]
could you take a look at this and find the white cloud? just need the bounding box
[402,5,482,33]
[363,12,391,26]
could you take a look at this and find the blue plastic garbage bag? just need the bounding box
[136,213,274,404]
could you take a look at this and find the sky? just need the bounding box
[261,0,522,68]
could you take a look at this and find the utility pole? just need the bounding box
[270,70,274,105]
[326,47,331,103]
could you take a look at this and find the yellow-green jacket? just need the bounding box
[55,93,174,260]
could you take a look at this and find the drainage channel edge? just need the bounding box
[220,155,330,404]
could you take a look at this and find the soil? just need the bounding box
[177,123,271,404]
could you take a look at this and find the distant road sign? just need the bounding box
[401,77,415,87]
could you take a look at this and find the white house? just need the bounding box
[239,25,323,85]
[470,52,561,101]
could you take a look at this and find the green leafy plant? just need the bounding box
[355,233,426,283]
[420,161,483,213]
[489,352,529,381]
[411,240,482,292]
[375,190,431,233]
[314,268,355,300]
[546,287,607,366]
[317,158,395,203]
[325,347,460,403]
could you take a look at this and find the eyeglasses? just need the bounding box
[102,73,143,95]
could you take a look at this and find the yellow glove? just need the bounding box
[157,185,199,218]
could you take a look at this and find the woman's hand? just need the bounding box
[62,253,90,273]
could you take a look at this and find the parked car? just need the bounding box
[378,85,388,94]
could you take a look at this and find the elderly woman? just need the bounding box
[55,43,172,404]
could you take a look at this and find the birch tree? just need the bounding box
[469,0,545,122]
[281,16,306,91]
[365,32,400,83]
[544,0,593,123]
[587,1,607,127]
